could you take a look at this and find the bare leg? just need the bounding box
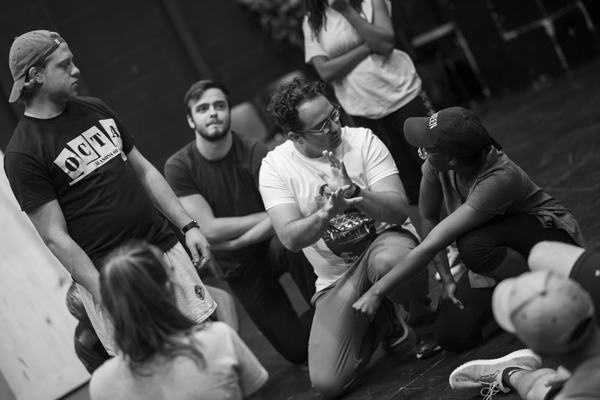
[509,368,561,400]
[205,285,240,333]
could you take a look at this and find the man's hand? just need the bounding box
[185,228,211,269]
[318,151,353,194]
[352,290,383,322]
[320,185,363,220]
[437,281,464,311]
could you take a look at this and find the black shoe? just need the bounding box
[381,315,409,351]
[416,332,442,360]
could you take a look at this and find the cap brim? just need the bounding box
[492,279,517,334]
[403,117,436,148]
[9,75,25,103]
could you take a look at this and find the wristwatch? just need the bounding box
[181,219,200,235]
[345,183,361,198]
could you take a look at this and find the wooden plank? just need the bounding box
[0,151,89,400]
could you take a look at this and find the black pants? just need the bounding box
[435,214,577,352]
[351,91,435,205]
[227,235,317,364]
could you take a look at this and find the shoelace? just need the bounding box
[480,381,501,400]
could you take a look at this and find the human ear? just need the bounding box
[288,132,303,143]
[187,115,195,130]
[448,156,457,166]
[29,67,43,83]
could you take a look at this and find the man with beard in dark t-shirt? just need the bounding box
[4,30,218,355]
[164,80,317,365]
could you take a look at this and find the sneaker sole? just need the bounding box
[449,349,541,390]
[416,344,442,360]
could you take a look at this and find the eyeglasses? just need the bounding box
[296,103,341,135]
[418,147,443,160]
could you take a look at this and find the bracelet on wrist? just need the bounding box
[181,219,200,235]
[344,183,361,199]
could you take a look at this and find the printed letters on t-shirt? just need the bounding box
[54,118,126,185]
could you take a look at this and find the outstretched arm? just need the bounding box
[353,203,495,322]
[27,200,102,299]
[127,147,211,267]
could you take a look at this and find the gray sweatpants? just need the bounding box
[308,230,436,397]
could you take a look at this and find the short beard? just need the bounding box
[196,119,231,142]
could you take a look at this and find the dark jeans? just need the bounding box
[352,91,435,205]
[226,235,317,364]
[435,214,577,352]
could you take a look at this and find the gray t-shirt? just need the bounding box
[422,147,584,247]
[89,322,268,400]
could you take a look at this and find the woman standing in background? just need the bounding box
[303,0,434,224]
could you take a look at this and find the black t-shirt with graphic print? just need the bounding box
[4,96,176,269]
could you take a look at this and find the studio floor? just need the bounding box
[61,57,600,400]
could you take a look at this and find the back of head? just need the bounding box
[184,80,230,117]
[8,30,65,103]
[267,77,326,133]
[101,241,200,371]
[492,270,595,356]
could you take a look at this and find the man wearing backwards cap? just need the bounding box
[449,270,600,400]
[352,106,585,353]
[3,30,223,355]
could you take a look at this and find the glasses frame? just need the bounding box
[295,103,341,135]
[418,147,443,160]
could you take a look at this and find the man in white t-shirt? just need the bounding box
[259,78,438,397]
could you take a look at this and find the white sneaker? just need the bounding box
[449,349,542,398]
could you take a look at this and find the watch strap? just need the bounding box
[345,183,361,198]
[181,219,199,235]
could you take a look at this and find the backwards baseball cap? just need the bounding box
[404,107,500,158]
[492,270,595,355]
[8,30,65,103]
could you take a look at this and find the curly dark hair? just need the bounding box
[305,0,364,39]
[267,78,327,132]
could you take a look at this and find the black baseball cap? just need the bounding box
[404,107,492,158]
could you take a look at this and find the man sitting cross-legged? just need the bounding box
[259,78,438,398]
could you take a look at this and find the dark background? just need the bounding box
[0,0,599,171]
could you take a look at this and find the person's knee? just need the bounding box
[310,372,348,398]
[456,233,499,272]
[370,251,398,277]
[528,241,553,271]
